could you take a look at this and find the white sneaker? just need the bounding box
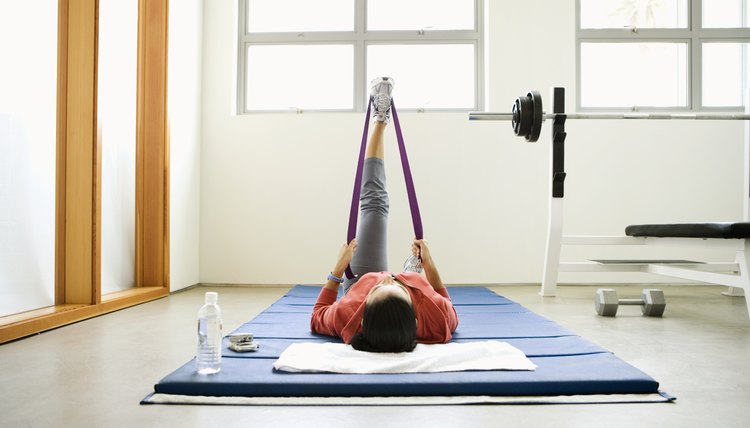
[369,77,394,123]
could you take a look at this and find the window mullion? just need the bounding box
[237,0,248,114]
[355,0,366,112]
[691,0,701,110]
[246,32,355,43]
[578,28,693,40]
[475,0,485,111]
[364,30,479,42]
[245,31,480,44]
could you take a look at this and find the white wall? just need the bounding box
[169,0,203,291]
[199,0,744,286]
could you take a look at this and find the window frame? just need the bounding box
[576,0,750,112]
[236,0,485,114]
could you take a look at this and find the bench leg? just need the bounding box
[541,198,564,297]
[723,241,750,318]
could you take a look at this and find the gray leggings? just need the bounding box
[343,158,389,294]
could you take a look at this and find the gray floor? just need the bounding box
[1,284,749,428]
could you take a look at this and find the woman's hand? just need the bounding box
[412,239,444,290]
[333,239,357,276]
[411,239,434,269]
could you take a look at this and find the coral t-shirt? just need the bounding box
[310,271,459,344]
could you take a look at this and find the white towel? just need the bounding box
[272,341,537,374]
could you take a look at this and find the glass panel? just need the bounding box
[367,0,475,31]
[702,43,748,107]
[246,45,354,110]
[99,0,137,294]
[703,0,749,28]
[580,43,688,108]
[247,0,354,33]
[0,1,57,316]
[367,44,475,109]
[579,0,688,29]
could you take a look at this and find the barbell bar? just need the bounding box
[469,111,750,121]
[468,90,750,142]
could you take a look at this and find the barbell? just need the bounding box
[469,90,750,142]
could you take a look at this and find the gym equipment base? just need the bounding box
[142,286,674,405]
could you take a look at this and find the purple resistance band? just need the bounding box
[345,98,423,279]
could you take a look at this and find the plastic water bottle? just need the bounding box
[403,254,423,273]
[196,291,222,374]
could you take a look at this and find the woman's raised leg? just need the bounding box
[343,78,394,293]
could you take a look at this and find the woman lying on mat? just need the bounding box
[310,77,458,353]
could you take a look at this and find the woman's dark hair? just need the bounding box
[350,294,417,353]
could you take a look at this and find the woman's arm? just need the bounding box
[413,239,457,333]
[412,239,445,291]
[324,240,357,292]
[311,240,358,336]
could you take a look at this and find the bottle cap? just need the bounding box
[205,292,218,304]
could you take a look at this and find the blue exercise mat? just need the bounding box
[149,286,666,399]
[154,353,657,397]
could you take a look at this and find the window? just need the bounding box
[245,44,354,111]
[0,0,57,317]
[577,0,750,110]
[99,0,138,295]
[237,0,483,112]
